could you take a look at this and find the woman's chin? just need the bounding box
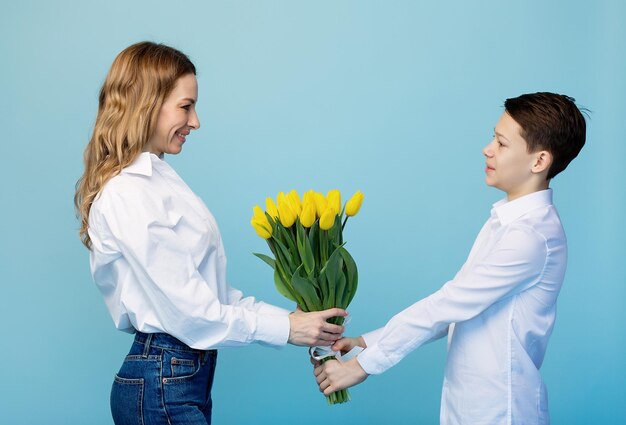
[167,145,184,155]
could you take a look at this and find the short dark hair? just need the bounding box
[504,92,587,180]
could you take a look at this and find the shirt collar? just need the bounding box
[492,189,553,226]
[121,152,162,177]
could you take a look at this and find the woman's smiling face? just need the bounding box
[144,73,200,157]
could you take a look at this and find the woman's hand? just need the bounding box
[288,308,347,346]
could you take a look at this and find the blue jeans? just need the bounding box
[111,332,218,425]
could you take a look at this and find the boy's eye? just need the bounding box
[182,105,191,110]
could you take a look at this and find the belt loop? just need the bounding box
[142,333,153,358]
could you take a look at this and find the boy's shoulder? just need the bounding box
[495,189,565,243]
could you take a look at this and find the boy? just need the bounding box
[314,92,586,424]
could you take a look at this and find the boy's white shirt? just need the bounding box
[358,189,564,425]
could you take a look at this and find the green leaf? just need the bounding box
[339,247,358,307]
[318,269,330,309]
[308,223,320,268]
[297,224,315,276]
[335,270,348,309]
[275,259,307,306]
[253,253,276,270]
[309,275,322,296]
[277,223,297,255]
[274,268,297,303]
[272,234,296,275]
[320,247,343,308]
[317,268,329,307]
[329,215,342,246]
[266,212,277,227]
[291,265,323,311]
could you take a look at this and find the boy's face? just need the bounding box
[483,112,541,200]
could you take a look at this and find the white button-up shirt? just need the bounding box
[358,189,565,424]
[88,152,290,350]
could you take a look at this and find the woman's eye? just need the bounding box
[182,105,191,110]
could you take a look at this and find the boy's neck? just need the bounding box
[506,180,550,202]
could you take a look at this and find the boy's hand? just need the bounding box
[309,335,367,366]
[331,336,367,355]
[313,357,369,395]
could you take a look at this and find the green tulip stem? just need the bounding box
[341,216,349,231]
[320,230,329,265]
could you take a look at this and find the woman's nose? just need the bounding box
[189,110,200,130]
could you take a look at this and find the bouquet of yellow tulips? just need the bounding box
[250,189,364,405]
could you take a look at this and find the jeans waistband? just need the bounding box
[134,331,216,354]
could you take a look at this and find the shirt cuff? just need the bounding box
[356,345,396,375]
[361,327,384,348]
[254,312,290,347]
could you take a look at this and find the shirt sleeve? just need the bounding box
[357,225,547,375]
[362,324,449,351]
[91,186,290,350]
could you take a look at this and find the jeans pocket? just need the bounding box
[111,375,144,425]
[162,350,200,381]
[162,351,217,421]
[170,356,197,379]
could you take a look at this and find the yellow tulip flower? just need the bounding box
[277,192,289,215]
[265,198,279,218]
[277,196,297,227]
[302,190,316,206]
[253,205,265,219]
[319,207,337,230]
[300,202,317,228]
[250,217,272,239]
[277,191,287,204]
[326,189,341,215]
[250,205,272,238]
[288,189,302,215]
[313,192,328,218]
[345,191,364,217]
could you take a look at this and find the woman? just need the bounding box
[75,41,345,425]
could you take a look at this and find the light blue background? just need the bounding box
[1,1,624,424]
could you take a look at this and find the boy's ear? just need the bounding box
[531,150,552,174]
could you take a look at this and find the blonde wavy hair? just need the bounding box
[75,41,196,249]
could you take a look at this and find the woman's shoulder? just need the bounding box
[98,152,158,197]
[95,173,143,203]
[92,171,163,219]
